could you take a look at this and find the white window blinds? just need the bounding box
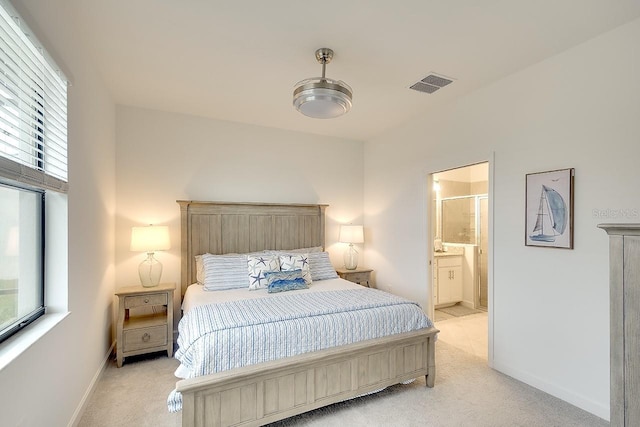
[0,1,68,192]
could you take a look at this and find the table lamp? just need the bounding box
[130,225,170,287]
[339,225,364,270]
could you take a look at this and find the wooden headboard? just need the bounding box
[177,201,327,297]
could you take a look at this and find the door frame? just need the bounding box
[426,154,495,366]
[476,195,489,310]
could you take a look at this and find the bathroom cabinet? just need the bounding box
[434,255,463,307]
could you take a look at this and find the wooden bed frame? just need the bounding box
[175,201,438,427]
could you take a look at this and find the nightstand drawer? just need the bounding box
[123,325,167,352]
[345,272,370,284]
[336,268,373,287]
[124,293,167,309]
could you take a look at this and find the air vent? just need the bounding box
[410,82,440,94]
[409,73,454,94]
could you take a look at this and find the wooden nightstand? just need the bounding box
[336,267,373,287]
[115,283,174,367]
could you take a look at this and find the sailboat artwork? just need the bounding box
[525,168,574,249]
[529,185,567,242]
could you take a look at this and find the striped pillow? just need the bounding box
[201,253,249,291]
[309,251,338,281]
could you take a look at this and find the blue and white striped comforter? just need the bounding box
[167,288,433,412]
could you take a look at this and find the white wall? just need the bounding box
[3,3,635,424]
[364,17,640,420]
[115,106,364,325]
[0,1,116,426]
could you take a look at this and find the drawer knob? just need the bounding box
[144,298,150,304]
[142,333,151,342]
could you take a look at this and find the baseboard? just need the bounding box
[492,359,609,421]
[459,300,475,309]
[68,341,116,427]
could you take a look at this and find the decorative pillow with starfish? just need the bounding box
[247,254,280,290]
[278,253,312,285]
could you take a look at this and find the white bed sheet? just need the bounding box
[170,278,434,412]
[181,277,362,313]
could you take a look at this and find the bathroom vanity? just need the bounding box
[433,251,463,307]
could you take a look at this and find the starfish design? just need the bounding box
[250,273,263,287]
[300,256,309,267]
[248,263,260,275]
[256,256,268,266]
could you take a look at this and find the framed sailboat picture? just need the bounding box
[525,168,574,249]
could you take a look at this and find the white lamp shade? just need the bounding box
[339,225,364,244]
[130,225,171,252]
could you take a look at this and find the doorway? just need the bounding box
[429,162,490,356]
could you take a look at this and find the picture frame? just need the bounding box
[525,168,574,249]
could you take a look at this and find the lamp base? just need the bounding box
[343,244,359,270]
[139,252,162,287]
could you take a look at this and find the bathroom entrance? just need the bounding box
[430,162,490,317]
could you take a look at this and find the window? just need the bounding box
[0,1,67,343]
[0,181,44,343]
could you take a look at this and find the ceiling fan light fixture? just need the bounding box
[293,48,352,119]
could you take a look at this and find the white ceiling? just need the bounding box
[62,0,640,141]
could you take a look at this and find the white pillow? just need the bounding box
[201,253,249,291]
[308,251,338,281]
[248,254,280,290]
[279,253,312,285]
[195,254,206,284]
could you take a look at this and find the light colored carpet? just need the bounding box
[78,341,607,427]
[78,352,181,427]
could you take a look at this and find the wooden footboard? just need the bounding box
[177,327,438,427]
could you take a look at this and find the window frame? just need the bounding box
[0,177,45,344]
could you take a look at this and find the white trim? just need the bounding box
[68,341,116,427]
[0,312,69,371]
[424,173,435,320]
[487,151,495,368]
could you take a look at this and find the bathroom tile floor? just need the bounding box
[435,311,488,360]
